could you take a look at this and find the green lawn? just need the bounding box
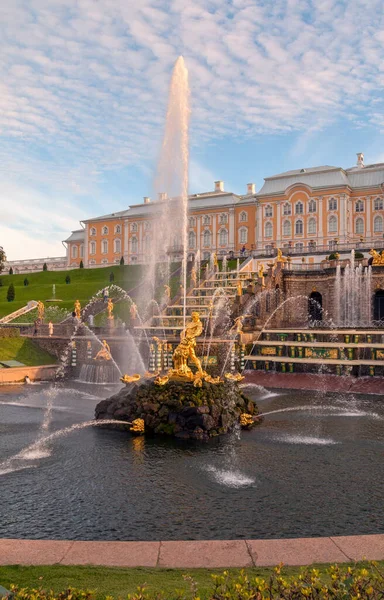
[0,265,145,319]
[0,562,382,599]
[0,338,56,366]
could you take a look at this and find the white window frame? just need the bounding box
[131,222,138,232]
[295,201,303,215]
[188,230,196,249]
[264,222,272,238]
[203,228,211,247]
[264,205,272,218]
[90,241,96,255]
[355,218,364,235]
[202,215,211,226]
[114,239,121,254]
[239,227,248,244]
[355,200,364,213]
[102,226,109,235]
[131,237,138,254]
[328,215,338,233]
[71,246,78,258]
[328,197,337,211]
[219,213,228,225]
[295,219,303,235]
[308,199,316,213]
[374,197,383,211]
[283,220,291,236]
[374,215,383,233]
[283,203,291,216]
[102,239,108,254]
[115,225,121,234]
[239,211,248,222]
[80,244,84,258]
[308,218,316,235]
[219,228,228,246]
[90,227,96,236]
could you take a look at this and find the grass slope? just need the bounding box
[0,265,145,319]
[0,563,381,599]
[0,339,56,366]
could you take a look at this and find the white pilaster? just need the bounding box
[256,202,262,248]
[212,213,217,252]
[229,208,235,250]
[318,197,323,243]
[276,202,281,244]
[366,196,372,238]
[84,224,89,267]
[124,220,129,262]
[197,215,201,252]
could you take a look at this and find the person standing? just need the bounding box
[48,321,54,337]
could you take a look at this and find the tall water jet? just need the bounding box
[146,56,190,328]
[334,251,373,326]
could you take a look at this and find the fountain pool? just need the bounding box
[0,382,383,541]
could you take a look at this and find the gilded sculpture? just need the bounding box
[369,249,384,265]
[37,300,45,322]
[130,302,138,319]
[169,311,204,379]
[164,285,171,300]
[95,339,111,361]
[191,266,197,286]
[107,298,114,319]
[74,299,81,320]
[120,373,141,384]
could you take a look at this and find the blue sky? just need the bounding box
[0,0,383,260]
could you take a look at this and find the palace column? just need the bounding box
[318,197,323,245]
[84,224,89,267]
[366,196,372,239]
[197,215,201,253]
[256,202,262,248]
[124,220,129,263]
[229,208,235,251]
[340,194,347,242]
[212,213,217,253]
[276,202,281,245]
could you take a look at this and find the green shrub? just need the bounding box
[24,278,29,286]
[65,275,71,284]
[43,263,48,271]
[9,267,13,275]
[7,283,15,302]
[79,260,84,269]
[328,252,339,260]
[355,251,364,259]
[5,563,384,599]
[109,272,115,282]
[120,256,125,266]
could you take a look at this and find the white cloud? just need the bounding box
[0,0,383,258]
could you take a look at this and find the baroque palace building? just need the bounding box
[64,153,384,267]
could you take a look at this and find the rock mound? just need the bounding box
[95,379,260,440]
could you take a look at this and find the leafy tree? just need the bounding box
[24,278,29,286]
[65,275,71,284]
[79,260,84,269]
[7,283,15,302]
[109,271,115,282]
[0,246,5,273]
[120,256,124,266]
[9,267,13,275]
[43,263,48,271]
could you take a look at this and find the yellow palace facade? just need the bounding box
[64,154,384,266]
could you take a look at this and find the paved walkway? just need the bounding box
[0,535,383,568]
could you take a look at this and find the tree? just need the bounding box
[0,246,5,273]
[109,272,115,282]
[9,267,13,275]
[120,256,124,266]
[24,278,29,286]
[79,260,84,269]
[43,263,48,271]
[7,283,15,302]
[65,275,71,284]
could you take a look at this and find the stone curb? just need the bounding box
[0,534,383,568]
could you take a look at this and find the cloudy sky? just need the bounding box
[1,0,383,260]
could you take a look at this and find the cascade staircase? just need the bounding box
[0,301,38,325]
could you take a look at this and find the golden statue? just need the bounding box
[107,298,114,319]
[169,311,204,379]
[74,299,81,319]
[95,339,111,361]
[154,374,169,386]
[37,301,45,322]
[130,302,138,319]
[164,285,171,300]
[230,315,244,335]
[275,248,286,263]
[370,249,384,265]
[258,263,265,287]
[213,252,218,268]
[237,281,242,296]
[130,418,145,434]
[191,266,197,286]
[225,372,245,382]
[120,373,141,384]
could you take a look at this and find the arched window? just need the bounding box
[283,203,291,216]
[144,221,151,231]
[219,213,228,224]
[283,220,291,236]
[90,241,96,255]
[355,218,364,234]
[295,219,303,235]
[328,215,337,233]
[202,215,210,226]
[144,235,151,253]
[115,225,121,234]
[131,237,138,253]
[102,240,108,254]
[328,197,337,211]
[189,217,196,227]
[114,239,121,253]
[374,197,383,211]
[239,227,248,244]
[355,200,364,213]
[239,211,247,222]
[264,205,272,218]
[295,201,303,215]
[131,222,138,232]
[308,218,316,235]
[188,230,196,249]
[102,226,109,235]
[80,244,84,258]
[90,227,96,236]
[203,229,211,247]
[72,246,78,258]
[265,222,272,238]
[219,228,228,246]
[308,199,316,213]
[374,215,383,233]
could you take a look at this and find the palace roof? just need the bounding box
[257,163,384,196]
[63,229,85,243]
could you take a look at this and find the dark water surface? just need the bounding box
[0,381,383,541]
